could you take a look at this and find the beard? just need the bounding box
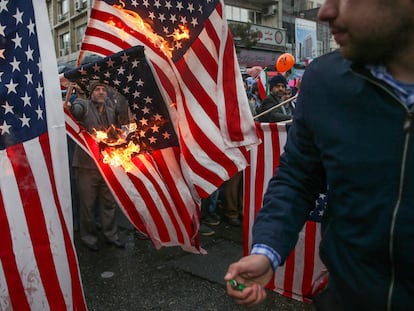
[339,36,395,65]
[339,10,413,65]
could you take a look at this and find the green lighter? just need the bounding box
[229,279,246,291]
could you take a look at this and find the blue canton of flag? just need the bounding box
[102,0,218,62]
[0,1,47,149]
[64,46,179,152]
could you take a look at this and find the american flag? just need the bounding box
[64,46,205,253]
[0,0,86,310]
[243,122,328,302]
[79,0,260,198]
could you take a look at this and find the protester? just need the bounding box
[225,0,414,310]
[202,189,221,226]
[221,171,243,227]
[68,81,127,251]
[247,82,262,116]
[199,189,221,236]
[255,74,293,122]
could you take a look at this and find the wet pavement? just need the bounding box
[75,212,316,311]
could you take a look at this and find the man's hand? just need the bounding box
[59,73,70,89]
[63,100,71,110]
[224,254,274,307]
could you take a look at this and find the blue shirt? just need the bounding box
[368,65,414,108]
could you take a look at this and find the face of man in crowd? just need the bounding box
[318,0,414,64]
[91,85,108,104]
[271,83,286,98]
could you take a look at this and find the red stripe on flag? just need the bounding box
[223,32,243,142]
[302,221,317,299]
[0,193,31,310]
[281,249,296,299]
[81,43,119,58]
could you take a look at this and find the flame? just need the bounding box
[168,25,190,41]
[95,130,109,141]
[108,2,189,58]
[94,123,140,172]
[93,125,126,146]
[101,141,140,172]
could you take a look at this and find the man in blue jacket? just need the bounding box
[225,0,414,310]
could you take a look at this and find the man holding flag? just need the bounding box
[69,81,128,251]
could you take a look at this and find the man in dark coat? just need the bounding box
[69,81,127,251]
[255,74,293,122]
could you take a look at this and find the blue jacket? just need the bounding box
[253,50,414,310]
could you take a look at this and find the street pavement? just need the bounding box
[75,211,316,311]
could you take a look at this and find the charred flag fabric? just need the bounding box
[0,0,86,309]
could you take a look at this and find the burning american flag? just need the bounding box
[64,0,260,253]
[79,0,260,197]
[65,46,204,253]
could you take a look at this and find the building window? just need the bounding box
[59,0,69,14]
[76,25,86,50]
[58,0,69,21]
[59,32,70,56]
[248,11,262,24]
[225,5,262,24]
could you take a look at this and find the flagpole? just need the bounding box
[253,94,298,120]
